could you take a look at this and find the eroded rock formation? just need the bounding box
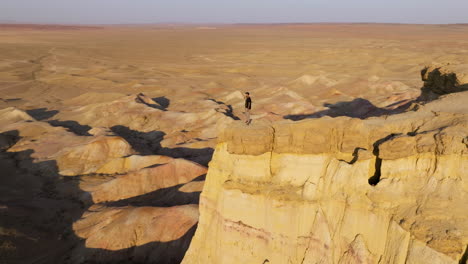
[80,157,207,203]
[0,106,206,263]
[420,64,468,100]
[183,90,468,263]
[72,205,198,264]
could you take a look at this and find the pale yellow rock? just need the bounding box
[183,91,468,264]
[56,136,134,176]
[72,204,199,263]
[178,181,205,193]
[405,240,456,264]
[73,204,198,249]
[379,221,410,264]
[81,158,207,203]
[95,155,172,174]
[0,107,34,127]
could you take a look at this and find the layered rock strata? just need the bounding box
[183,91,468,264]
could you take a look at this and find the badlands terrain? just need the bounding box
[0,24,467,263]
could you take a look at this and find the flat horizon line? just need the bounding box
[1,21,468,27]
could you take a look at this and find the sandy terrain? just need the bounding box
[1,24,468,263]
[2,24,468,116]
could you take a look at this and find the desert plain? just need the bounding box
[0,24,467,263]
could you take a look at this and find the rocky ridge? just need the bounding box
[183,67,468,263]
[0,101,207,263]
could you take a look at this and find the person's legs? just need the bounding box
[245,108,250,123]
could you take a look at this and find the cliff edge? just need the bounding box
[183,68,468,263]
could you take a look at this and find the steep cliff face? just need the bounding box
[183,91,468,264]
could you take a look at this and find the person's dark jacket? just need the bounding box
[245,97,252,109]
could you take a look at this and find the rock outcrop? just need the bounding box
[4,121,135,176]
[0,107,34,126]
[72,205,198,264]
[420,64,468,100]
[183,91,468,263]
[80,156,207,203]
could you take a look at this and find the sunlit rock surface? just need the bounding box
[2,24,468,263]
[72,205,198,264]
[80,157,207,203]
[183,91,468,264]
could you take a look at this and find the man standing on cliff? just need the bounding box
[244,92,252,125]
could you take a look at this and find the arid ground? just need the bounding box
[1,24,468,263]
[3,24,468,121]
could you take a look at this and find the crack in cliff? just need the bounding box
[269,126,276,179]
[368,133,401,186]
[300,242,311,264]
[300,210,320,264]
[338,147,367,165]
[459,244,468,264]
[407,125,422,136]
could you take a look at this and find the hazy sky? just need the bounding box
[1,0,467,24]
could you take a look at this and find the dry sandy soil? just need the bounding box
[1,24,468,263]
[2,24,468,120]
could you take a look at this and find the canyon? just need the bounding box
[0,24,467,263]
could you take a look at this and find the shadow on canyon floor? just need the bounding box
[105,174,205,208]
[135,94,170,111]
[48,120,92,136]
[0,130,201,264]
[25,108,94,137]
[152,96,170,111]
[110,125,214,166]
[1,98,22,103]
[26,108,59,121]
[284,98,412,121]
[0,130,83,263]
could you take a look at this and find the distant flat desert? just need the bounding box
[2,24,468,128]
